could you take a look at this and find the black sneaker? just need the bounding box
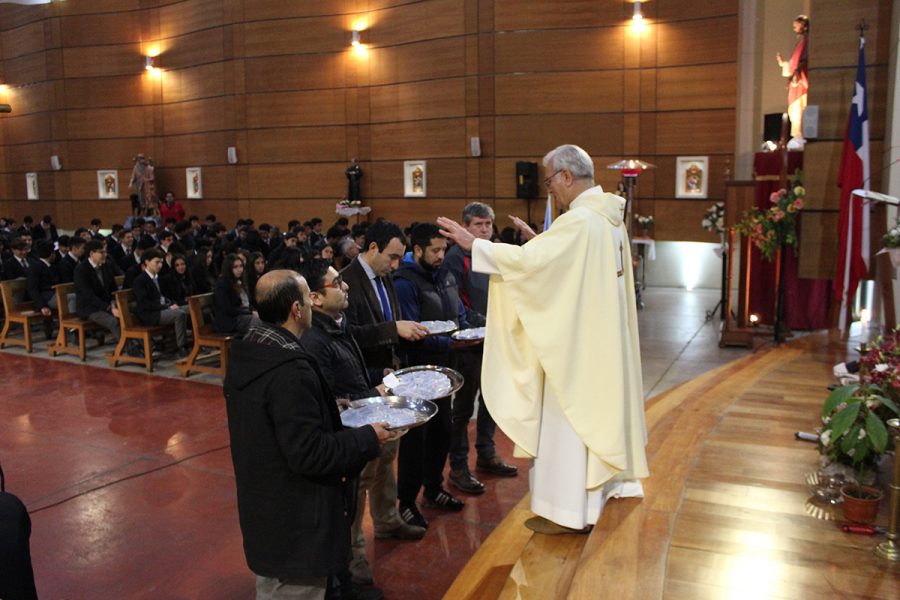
[422,488,465,512]
[399,503,429,529]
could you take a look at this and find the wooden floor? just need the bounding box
[444,333,900,599]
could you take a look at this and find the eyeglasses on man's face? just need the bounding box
[321,275,343,290]
[543,169,564,187]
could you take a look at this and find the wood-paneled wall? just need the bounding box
[0,0,762,242]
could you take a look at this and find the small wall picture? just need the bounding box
[26,172,39,200]
[403,160,427,198]
[186,167,203,199]
[97,170,118,199]
[675,156,708,199]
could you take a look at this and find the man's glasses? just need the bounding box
[543,169,563,187]
[320,275,343,290]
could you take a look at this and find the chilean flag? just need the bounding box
[833,36,870,329]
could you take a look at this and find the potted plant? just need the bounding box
[819,384,899,522]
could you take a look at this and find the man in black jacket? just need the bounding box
[73,240,120,341]
[224,269,394,600]
[299,259,425,588]
[132,248,190,357]
[393,223,468,522]
[56,237,86,284]
[3,238,33,282]
[26,241,58,317]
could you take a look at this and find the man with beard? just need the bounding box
[393,223,469,523]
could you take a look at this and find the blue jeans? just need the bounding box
[449,348,497,471]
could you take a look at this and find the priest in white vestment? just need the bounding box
[438,144,649,533]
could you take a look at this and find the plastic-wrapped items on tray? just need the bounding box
[392,370,453,400]
[341,403,421,429]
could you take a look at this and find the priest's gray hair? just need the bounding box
[461,202,495,225]
[543,144,595,181]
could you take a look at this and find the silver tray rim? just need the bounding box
[341,395,438,430]
[451,327,486,341]
[390,365,464,399]
[420,320,458,336]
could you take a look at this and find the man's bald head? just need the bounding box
[255,269,310,326]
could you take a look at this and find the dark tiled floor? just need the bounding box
[0,287,757,599]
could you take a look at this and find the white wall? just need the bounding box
[643,241,728,290]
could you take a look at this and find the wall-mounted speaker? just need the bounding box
[227,146,238,164]
[50,155,61,171]
[515,161,538,199]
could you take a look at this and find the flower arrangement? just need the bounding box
[634,214,654,232]
[858,328,900,398]
[736,172,806,261]
[701,202,725,236]
[818,383,899,479]
[883,219,900,249]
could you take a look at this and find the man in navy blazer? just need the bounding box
[132,248,190,357]
[73,240,120,341]
[25,241,58,317]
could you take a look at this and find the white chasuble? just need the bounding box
[472,186,649,528]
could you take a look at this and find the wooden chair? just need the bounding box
[48,282,103,361]
[106,288,170,372]
[0,278,54,353]
[178,293,231,378]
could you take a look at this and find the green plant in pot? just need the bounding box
[819,384,899,523]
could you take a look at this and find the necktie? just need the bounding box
[374,277,393,321]
[95,266,105,287]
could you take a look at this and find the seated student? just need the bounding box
[3,239,33,281]
[133,248,191,358]
[212,253,257,336]
[56,237,85,285]
[54,235,70,265]
[73,240,120,342]
[246,251,266,309]
[112,229,134,269]
[190,246,216,294]
[26,241,59,317]
[160,254,195,306]
[124,237,157,289]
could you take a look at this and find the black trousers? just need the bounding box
[396,396,451,504]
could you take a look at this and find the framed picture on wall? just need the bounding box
[186,167,203,199]
[675,156,708,199]
[97,170,118,199]
[403,160,427,198]
[26,172,38,200]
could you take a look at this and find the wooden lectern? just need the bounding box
[720,181,756,347]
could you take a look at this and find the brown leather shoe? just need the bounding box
[476,456,518,477]
[449,469,486,494]
[524,516,593,535]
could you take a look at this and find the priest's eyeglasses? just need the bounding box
[543,169,563,187]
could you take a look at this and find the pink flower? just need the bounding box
[772,209,785,222]
[793,199,803,210]
[770,191,782,203]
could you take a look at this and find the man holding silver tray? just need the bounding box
[298,259,426,592]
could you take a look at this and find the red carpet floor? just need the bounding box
[0,351,529,599]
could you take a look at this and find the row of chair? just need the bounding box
[0,278,230,378]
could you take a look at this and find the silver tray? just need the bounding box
[451,327,485,341]
[420,320,457,335]
[340,395,438,431]
[390,365,464,400]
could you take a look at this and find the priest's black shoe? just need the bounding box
[449,469,486,494]
[399,503,429,529]
[422,488,464,512]
[476,456,519,477]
